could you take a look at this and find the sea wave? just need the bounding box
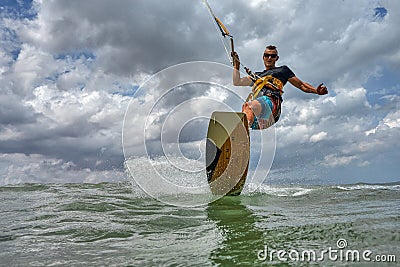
[242,181,400,198]
[336,183,400,191]
[243,183,315,197]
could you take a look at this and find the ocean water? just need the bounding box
[0,181,398,266]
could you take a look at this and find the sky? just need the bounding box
[0,0,399,186]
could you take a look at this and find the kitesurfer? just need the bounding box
[232,45,328,129]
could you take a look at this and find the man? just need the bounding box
[232,45,328,129]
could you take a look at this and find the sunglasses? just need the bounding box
[263,53,278,59]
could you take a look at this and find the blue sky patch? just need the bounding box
[113,85,139,97]
[55,52,96,61]
[373,7,387,21]
[365,64,400,106]
[0,0,36,20]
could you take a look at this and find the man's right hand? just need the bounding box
[231,51,240,70]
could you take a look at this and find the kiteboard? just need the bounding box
[206,112,250,196]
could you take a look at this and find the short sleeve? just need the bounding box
[282,65,295,79]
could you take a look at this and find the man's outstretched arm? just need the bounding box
[288,76,328,95]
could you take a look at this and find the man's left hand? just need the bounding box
[316,83,328,95]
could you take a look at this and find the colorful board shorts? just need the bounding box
[251,95,281,130]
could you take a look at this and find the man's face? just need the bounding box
[263,49,278,68]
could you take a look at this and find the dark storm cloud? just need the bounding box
[0,94,37,124]
[19,0,224,75]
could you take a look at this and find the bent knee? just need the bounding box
[243,100,261,115]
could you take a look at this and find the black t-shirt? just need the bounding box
[254,65,295,87]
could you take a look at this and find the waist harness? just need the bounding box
[249,76,284,126]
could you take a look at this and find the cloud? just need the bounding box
[323,154,357,168]
[13,0,214,76]
[309,131,327,143]
[0,153,127,186]
[271,82,400,183]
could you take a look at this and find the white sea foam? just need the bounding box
[337,184,400,191]
[243,183,314,197]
